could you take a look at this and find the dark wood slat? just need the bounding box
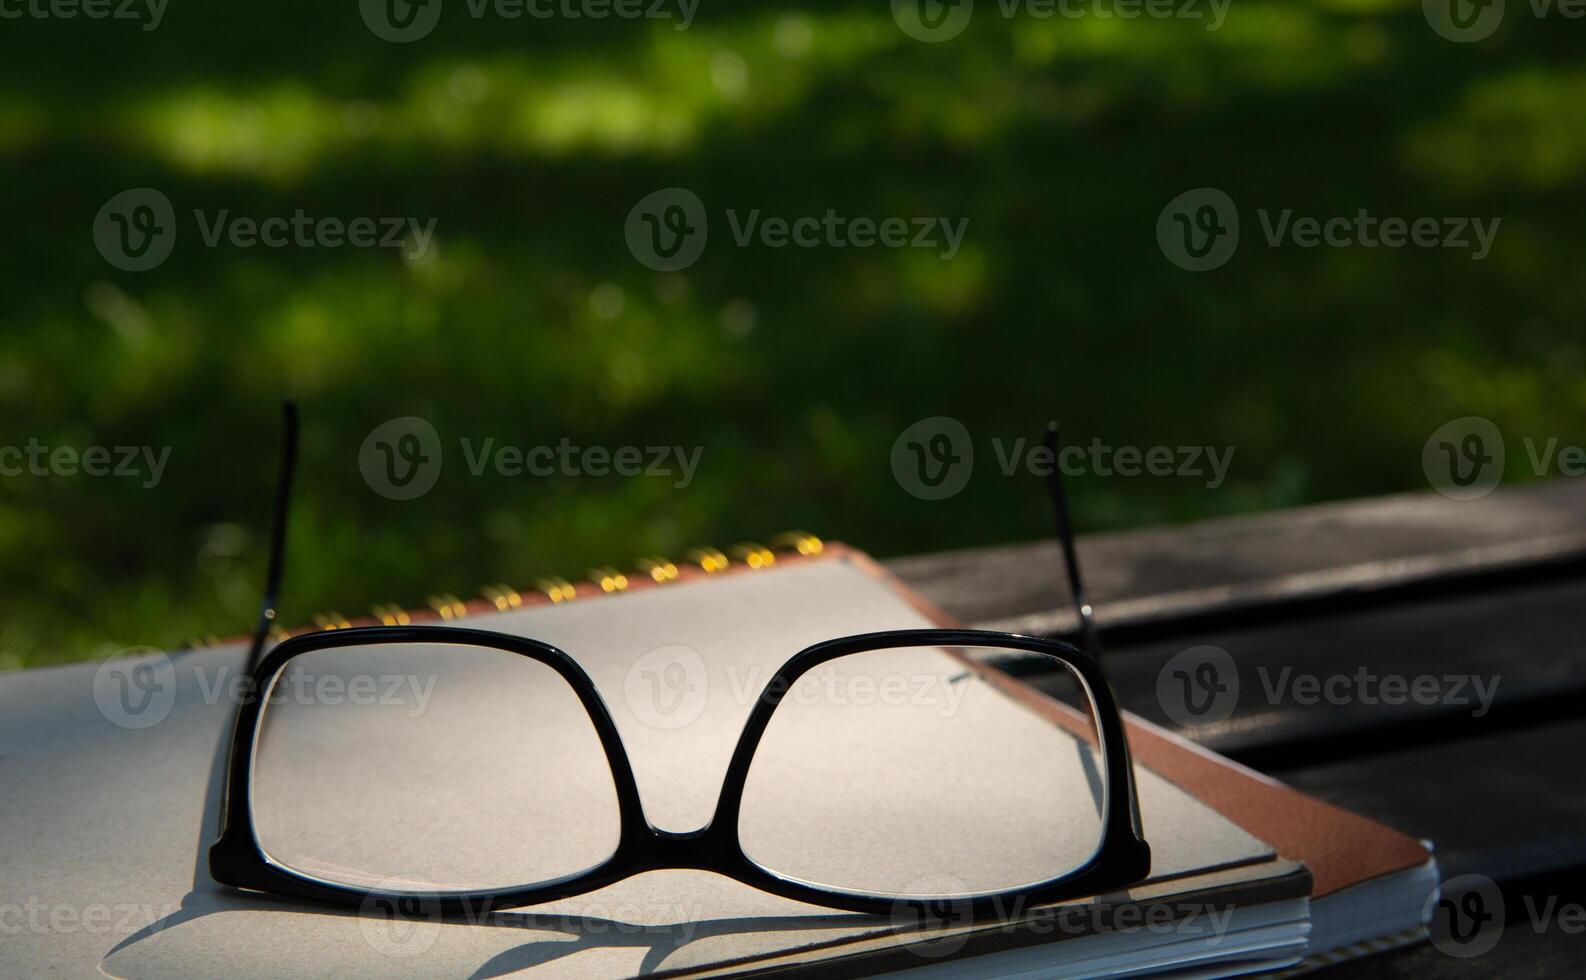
[1265,719,1586,977]
[1088,577,1586,764]
[1274,716,1586,886]
[886,479,1586,638]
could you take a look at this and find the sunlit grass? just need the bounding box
[1,3,1582,668]
[1404,68,1586,193]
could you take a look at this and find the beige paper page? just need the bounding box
[0,558,1273,979]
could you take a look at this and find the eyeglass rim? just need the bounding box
[209,624,1150,918]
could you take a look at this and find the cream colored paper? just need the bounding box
[0,559,1276,978]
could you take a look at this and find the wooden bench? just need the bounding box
[887,478,1586,976]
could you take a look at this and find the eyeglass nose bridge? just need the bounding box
[623,822,746,877]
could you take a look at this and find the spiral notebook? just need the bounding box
[0,538,1435,978]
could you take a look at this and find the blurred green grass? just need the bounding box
[2,0,1584,668]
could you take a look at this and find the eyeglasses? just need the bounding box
[208,406,1149,918]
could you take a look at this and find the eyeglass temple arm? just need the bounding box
[1042,423,1103,659]
[246,401,298,674]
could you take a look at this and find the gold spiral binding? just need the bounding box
[370,603,411,626]
[534,576,579,603]
[636,556,680,584]
[771,530,824,556]
[219,529,821,640]
[426,594,468,621]
[730,543,776,569]
[587,567,630,593]
[684,546,730,574]
[481,584,524,612]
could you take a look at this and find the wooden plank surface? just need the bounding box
[888,478,1586,638]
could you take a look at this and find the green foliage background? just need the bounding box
[2,0,1583,667]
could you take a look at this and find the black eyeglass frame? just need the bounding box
[207,405,1149,918]
[210,623,1148,917]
